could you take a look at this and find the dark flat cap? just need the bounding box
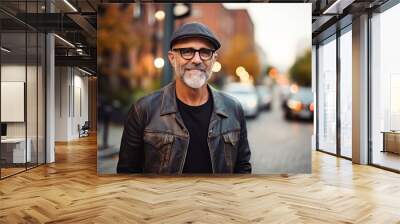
[170,22,221,50]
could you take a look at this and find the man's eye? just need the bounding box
[200,49,212,55]
[181,48,194,55]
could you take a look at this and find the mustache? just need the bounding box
[184,65,206,71]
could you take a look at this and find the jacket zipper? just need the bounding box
[207,119,217,173]
[207,135,215,173]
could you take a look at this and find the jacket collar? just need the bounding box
[160,81,228,118]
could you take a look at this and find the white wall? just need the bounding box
[55,66,69,141]
[54,67,89,141]
[1,65,26,140]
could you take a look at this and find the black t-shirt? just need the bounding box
[176,95,213,173]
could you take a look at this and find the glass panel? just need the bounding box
[1,30,28,177]
[38,32,45,165]
[0,1,46,178]
[340,29,352,158]
[317,37,337,154]
[26,0,39,170]
[312,45,317,151]
[371,3,400,171]
[1,1,28,177]
[27,30,38,169]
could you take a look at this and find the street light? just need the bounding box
[154,57,165,69]
[241,71,250,83]
[290,84,299,93]
[212,61,221,73]
[236,66,246,76]
[155,10,165,21]
[173,3,191,19]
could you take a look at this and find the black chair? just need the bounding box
[78,121,90,138]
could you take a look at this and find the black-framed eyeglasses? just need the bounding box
[172,48,215,61]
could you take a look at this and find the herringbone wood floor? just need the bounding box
[1,135,400,223]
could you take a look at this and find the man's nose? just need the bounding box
[191,51,202,64]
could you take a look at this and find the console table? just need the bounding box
[1,138,32,164]
[381,131,400,154]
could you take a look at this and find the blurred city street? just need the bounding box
[247,87,313,174]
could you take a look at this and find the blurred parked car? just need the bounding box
[222,83,259,118]
[256,85,272,111]
[283,87,314,121]
[279,84,291,109]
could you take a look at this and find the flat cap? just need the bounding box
[169,22,221,50]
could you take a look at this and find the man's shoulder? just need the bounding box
[135,88,164,109]
[211,88,243,115]
[217,91,239,104]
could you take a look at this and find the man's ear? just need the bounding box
[168,51,175,65]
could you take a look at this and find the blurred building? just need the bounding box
[230,9,255,46]
[176,3,260,81]
[98,3,166,90]
[175,4,235,57]
[176,3,256,54]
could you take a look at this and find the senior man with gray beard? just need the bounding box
[117,22,251,174]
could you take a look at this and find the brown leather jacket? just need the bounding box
[117,81,251,174]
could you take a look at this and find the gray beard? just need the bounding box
[174,63,212,89]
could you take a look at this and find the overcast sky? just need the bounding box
[223,3,311,73]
